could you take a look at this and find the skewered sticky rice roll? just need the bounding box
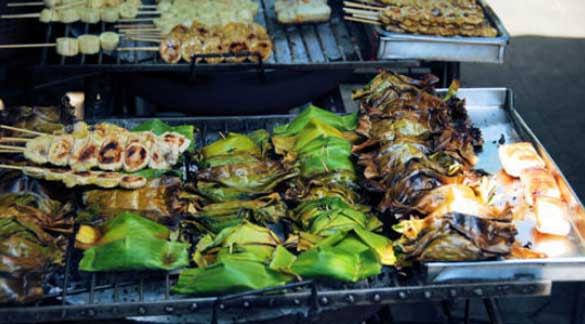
[39,8,60,23]
[48,135,74,166]
[79,7,101,24]
[100,7,119,23]
[78,34,100,55]
[118,2,138,19]
[97,133,127,171]
[99,32,120,52]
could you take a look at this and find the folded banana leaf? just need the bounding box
[196,160,298,202]
[1,106,73,136]
[174,222,294,295]
[393,212,516,263]
[192,221,281,268]
[273,105,357,137]
[291,227,395,282]
[79,212,189,272]
[131,118,196,151]
[184,193,287,234]
[172,256,292,296]
[293,197,382,237]
[80,176,185,224]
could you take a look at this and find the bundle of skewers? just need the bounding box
[0,121,191,189]
[342,0,498,37]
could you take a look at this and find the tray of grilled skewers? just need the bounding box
[343,0,510,63]
[1,0,373,68]
[0,71,584,319]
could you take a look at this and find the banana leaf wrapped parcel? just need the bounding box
[78,212,189,272]
[0,192,73,303]
[173,222,293,295]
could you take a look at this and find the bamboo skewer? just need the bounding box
[137,11,160,15]
[0,125,46,136]
[114,23,155,28]
[0,137,31,143]
[117,46,158,51]
[119,27,160,32]
[344,1,383,11]
[0,145,25,151]
[0,150,24,153]
[1,13,40,19]
[343,8,379,18]
[0,164,27,170]
[118,17,155,22]
[0,43,55,49]
[344,15,381,25]
[125,37,160,43]
[6,1,44,7]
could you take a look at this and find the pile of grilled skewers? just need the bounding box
[0,120,192,189]
[344,0,498,37]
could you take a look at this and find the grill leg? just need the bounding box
[483,298,503,324]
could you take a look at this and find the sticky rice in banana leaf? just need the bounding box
[78,212,189,272]
[174,222,293,295]
[273,105,357,137]
[196,160,297,202]
[393,212,516,263]
[1,106,73,136]
[80,176,186,224]
[184,193,287,234]
[293,197,383,237]
[291,227,395,282]
[0,192,71,303]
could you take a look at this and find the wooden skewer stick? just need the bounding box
[6,2,44,7]
[54,0,85,9]
[343,8,379,18]
[344,15,381,25]
[0,43,55,49]
[344,1,383,11]
[0,144,25,151]
[0,164,26,170]
[0,13,40,19]
[0,150,24,153]
[0,125,46,136]
[119,28,160,32]
[118,17,155,22]
[125,37,160,43]
[137,11,161,15]
[350,12,380,21]
[0,137,31,143]
[114,23,155,28]
[140,4,157,8]
[117,46,158,51]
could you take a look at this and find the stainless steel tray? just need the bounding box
[425,88,585,282]
[373,0,510,63]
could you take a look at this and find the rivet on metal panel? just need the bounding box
[346,295,355,303]
[320,297,329,305]
[190,303,199,311]
[398,291,407,299]
[293,298,301,305]
[473,289,484,296]
[424,291,432,299]
[219,303,225,310]
[269,299,275,307]
[450,289,457,297]
[522,286,535,294]
[88,309,96,317]
[373,294,381,302]
[243,301,251,308]
[138,306,146,315]
[165,305,174,313]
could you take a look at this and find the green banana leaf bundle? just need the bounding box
[0,192,72,303]
[183,193,287,234]
[273,105,357,137]
[80,176,192,224]
[293,197,382,237]
[79,212,189,272]
[290,228,395,282]
[393,212,516,264]
[174,222,294,295]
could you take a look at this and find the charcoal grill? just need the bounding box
[0,112,558,324]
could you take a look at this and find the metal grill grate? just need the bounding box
[32,0,421,72]
[0,115,551,323]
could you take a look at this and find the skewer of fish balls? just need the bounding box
[0,32,120,56]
